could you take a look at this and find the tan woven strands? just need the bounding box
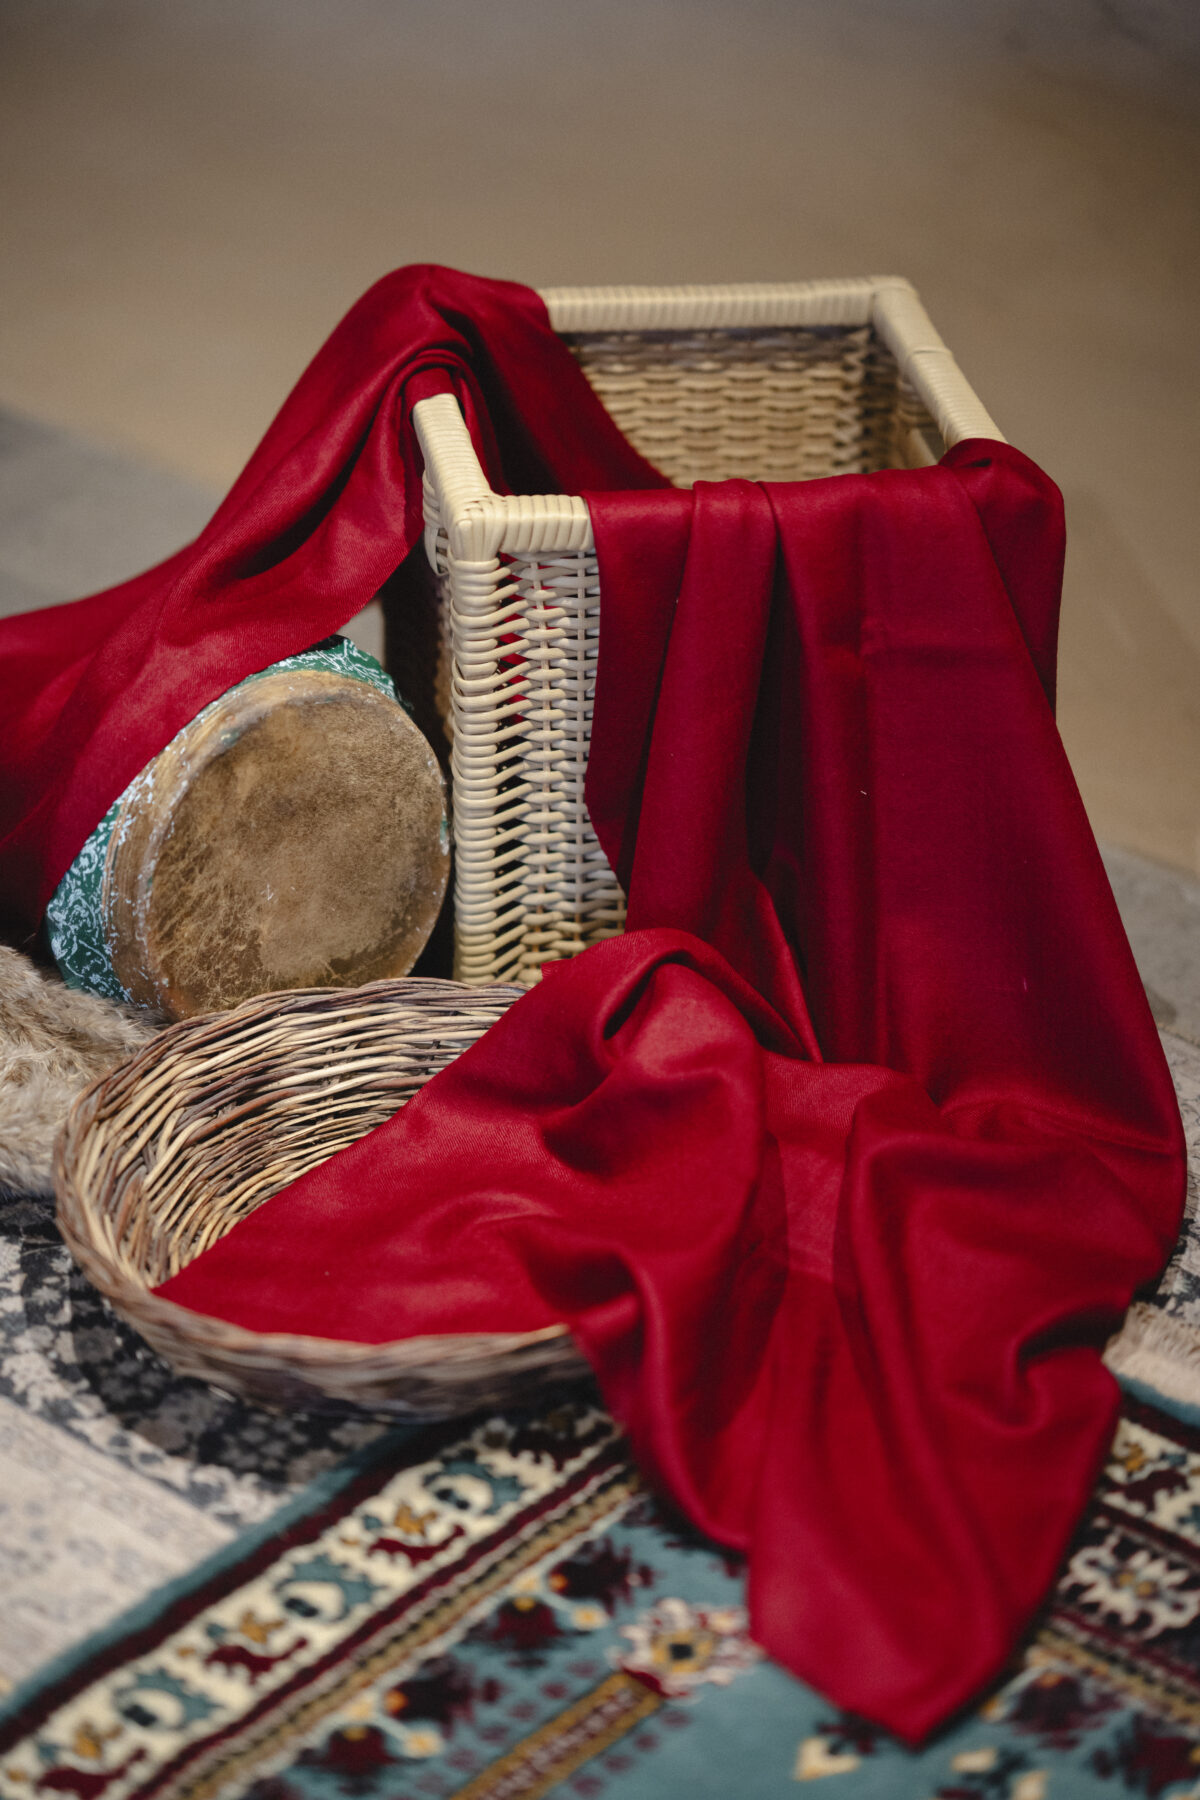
[55,980,589,1416]
[416,278,1001,987]
[567,324,906,485]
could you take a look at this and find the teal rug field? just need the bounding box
[7,1389,1200,1799]
[1,1025,1199,1796]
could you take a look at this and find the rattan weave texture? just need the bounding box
[416,278,997,987]
[55,979,590,1416]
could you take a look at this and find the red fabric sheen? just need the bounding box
[157,430,1182,1734]
[0,266,663,935]
[2,266,1181,1738]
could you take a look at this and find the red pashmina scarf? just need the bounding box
[0,267,1183,1739]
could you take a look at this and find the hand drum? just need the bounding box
[48,642,449,1019]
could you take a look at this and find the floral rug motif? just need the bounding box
[9,1394,1200,1798]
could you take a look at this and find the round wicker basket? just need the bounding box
[54,979,591,1418]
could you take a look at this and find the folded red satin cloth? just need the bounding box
[158,451,1185,1737]
[0,266,662,937]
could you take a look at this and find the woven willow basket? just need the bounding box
[411,277,1003,987]
[55,979,591,1417]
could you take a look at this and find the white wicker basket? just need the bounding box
[413,279,1003,987]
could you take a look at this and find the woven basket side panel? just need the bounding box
[432,502,624,985]
[434,522,542,986]
[566,323,925,484]
[439,324,939,984]
[506,549,624,985]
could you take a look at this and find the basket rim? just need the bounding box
[538,275,889,333]
[415,275,1005,563]
[53,977,584,1405]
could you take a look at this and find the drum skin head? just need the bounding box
[103,671,449,1017]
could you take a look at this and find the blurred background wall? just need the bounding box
[1,0,1197,872]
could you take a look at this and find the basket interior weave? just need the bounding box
[567,322,926,485]
[55,979,592,1416]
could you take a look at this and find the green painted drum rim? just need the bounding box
[47,636,406,1001]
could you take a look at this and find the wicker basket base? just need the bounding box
[55,979,591,1417]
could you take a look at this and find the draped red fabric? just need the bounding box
[0,258,1181,1736]
[157,446,1185,1736]
[0,266,663,940]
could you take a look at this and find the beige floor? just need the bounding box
[1,0,1198,872]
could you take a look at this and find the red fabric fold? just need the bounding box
[2,261,1181,1736]
[0,266,663,937]
[157,436,1184,1736]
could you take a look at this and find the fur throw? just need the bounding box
[0,947,161,1195]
